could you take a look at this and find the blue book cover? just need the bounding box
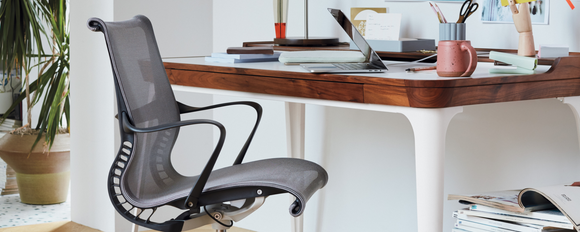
[210,52,281,59]
[204,56,280,63]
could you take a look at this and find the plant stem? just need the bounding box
[25,70,31,128]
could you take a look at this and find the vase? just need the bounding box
[0,133,70,204]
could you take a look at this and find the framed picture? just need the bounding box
[481,0,549,24]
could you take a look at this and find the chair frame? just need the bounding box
[88,18,274,232]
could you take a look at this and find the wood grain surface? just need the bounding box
[165,56,580,108]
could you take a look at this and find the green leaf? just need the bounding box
[0,0,69,152]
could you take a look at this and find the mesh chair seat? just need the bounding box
[124,158,327,217]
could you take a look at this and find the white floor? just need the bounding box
[0,194,70,228]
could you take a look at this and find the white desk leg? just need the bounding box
[561,97,580,152]
[402,107,462,232]
[131,208,141,232]
[285,102,305,232]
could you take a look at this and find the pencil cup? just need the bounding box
[439,23,466,41]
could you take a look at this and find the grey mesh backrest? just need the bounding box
[95,15,183,207]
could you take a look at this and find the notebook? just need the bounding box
[301,8,388,73]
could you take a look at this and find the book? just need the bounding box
[449,182,580,231]
[210,52,281,60]
[204,56,280,63]
[226,47,274,55]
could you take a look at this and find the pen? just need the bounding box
[405,66,437,72]
[429,2,443,23]
[433,2,447,23]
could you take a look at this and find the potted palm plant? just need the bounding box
[0,0,70,204]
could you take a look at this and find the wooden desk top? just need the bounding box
[164,56,580,108]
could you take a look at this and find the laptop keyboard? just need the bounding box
[333,63,381,70]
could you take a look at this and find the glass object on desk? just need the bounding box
[273,0,288,39]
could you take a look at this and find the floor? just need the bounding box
[0,221,98,232]
[0,194,70,228]
[0,221,252,232]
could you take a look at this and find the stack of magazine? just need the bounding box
[448,183,580,232]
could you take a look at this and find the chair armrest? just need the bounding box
[121,111,223,134]
[176,101,263,165]
[121,112,227,210]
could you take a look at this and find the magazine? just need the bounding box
[453,211,550,232]
[449,182,580,231]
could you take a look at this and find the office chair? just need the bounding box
[87,15,328,232]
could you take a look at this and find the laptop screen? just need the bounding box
[328,8,387,69]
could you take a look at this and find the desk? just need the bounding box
[163,56,580,232]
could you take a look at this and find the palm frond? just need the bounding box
[0,0,69,152]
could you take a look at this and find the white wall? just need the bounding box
[213,0,580,52]
[211,1,580,232]
[70,1,580,232]
[70,1,115,231]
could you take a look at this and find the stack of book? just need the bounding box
[449,183,580,232]
[205,51,282,63]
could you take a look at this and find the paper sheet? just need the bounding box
[364,13,402,41]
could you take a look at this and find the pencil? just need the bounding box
[429,2,443,23]
[433,3,447,23]
[405,66,437,72]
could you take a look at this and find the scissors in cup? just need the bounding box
[457,0,479,23]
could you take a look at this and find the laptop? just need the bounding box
[301,8,388,73]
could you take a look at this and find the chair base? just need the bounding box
[181,197,266,232]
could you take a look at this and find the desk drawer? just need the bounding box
[167,69,364,103]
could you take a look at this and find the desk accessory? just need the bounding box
[365,13,402,41]
[489,51,537,69]
[538,45,569,58]
[509,0,535,56]
[433,2,448,23]
[406,66,437,72]
[429,2,444,23]
[439,23,466,41]
[436,40,477,77]
[273,0,339,46]
[351,8,387,36]
[457,0,479,23]
[274,0,288,39]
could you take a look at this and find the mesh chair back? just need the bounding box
[98,16,184,208]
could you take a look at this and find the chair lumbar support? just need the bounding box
[181,197,266,231]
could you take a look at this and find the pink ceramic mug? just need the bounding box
[437,40,477,77]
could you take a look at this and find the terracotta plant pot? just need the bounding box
[0,133,70,204]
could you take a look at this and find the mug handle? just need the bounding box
[460,42,477,77]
